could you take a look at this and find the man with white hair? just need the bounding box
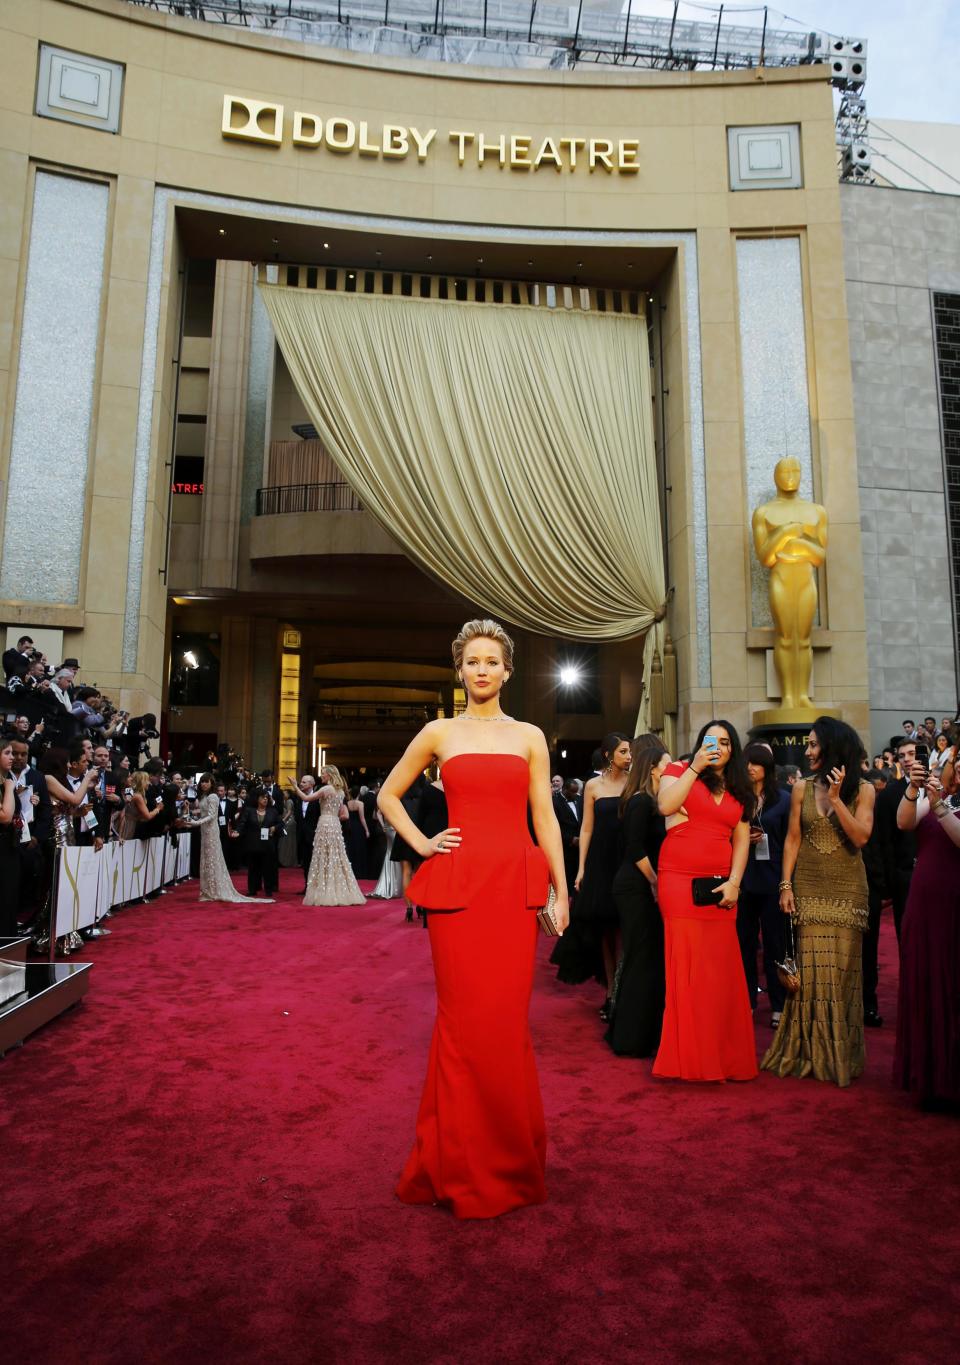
[294,773,320,891]
[49,667,75,712]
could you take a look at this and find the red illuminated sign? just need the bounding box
[172,481,204,494]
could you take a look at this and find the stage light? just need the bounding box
[183,650,199,669]
[561,748,568,759]
[559,665,581,687]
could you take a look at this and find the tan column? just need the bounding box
[217,615,254,762]
[199,260,252,588]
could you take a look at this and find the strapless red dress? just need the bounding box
[653,762,758,1083]
[399,752,549,1219]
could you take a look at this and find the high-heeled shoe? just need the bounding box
[599,996,613,1022]
[405,906,414,923]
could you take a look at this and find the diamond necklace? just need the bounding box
[456,712,513,722]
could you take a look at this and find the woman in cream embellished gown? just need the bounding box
[190,774,273,904]
[296,766,366,907]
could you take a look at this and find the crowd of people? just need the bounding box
[3,629,958,1112]
[0,633,432,943]
[546,714,960,1108]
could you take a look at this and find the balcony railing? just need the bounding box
[256,481,363,515]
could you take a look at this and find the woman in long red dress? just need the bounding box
[378,619,569,1219]
[654,720,758,1082]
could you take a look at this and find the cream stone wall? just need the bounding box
[0,0,867,748]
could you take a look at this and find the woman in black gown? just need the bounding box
[551,732,631,1017]
[606,736,670,1057]
[343,786,370,879]
[391,773,429,922]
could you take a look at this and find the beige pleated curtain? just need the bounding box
[258,283,668,734]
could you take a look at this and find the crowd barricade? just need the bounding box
[51,834,192,957]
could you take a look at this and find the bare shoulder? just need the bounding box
[517,721,547,757]
[422,717,450,741]
[791,779,806,801]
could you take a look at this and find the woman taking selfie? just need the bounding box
[654,720,757,1082]
[762,717,875,1088]
[378,619,568,1219]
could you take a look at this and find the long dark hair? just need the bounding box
[810,717,865,805]
[619,734,668,816]
[600,731,630,768]
[743,741,780,808]
[693,719,754,819]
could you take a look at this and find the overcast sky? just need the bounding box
[773,0,960,123]
[632,2,960,125]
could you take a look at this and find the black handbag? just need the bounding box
[691,875,725,906]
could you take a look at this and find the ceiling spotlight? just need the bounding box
[323,241,330,249]
[559,665,581,687]
[183,650,199,670]
[347,272,355,280]
[218,228,226,236]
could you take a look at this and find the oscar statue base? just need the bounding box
[752,705,838,727]
[749,719,833,767]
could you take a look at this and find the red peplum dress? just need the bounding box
[653,762,758,1083]
[398,752,549,1219]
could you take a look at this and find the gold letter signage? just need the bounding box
[222,94,639,174]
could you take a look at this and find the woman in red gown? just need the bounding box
[654,721,758,1082]
[378,619,569,1219]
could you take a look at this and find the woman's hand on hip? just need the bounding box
[422,826,461,858]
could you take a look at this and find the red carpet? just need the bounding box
[4,869,958,1364]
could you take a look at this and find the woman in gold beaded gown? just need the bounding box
[295,766,365,907]
[762,718,875,1088]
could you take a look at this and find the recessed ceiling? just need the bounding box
[175,205,673,289]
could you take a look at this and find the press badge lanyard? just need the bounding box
[753,793,770,861]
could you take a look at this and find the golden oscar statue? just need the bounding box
[752,456,831,724]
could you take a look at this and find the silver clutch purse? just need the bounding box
[537,885,560,937]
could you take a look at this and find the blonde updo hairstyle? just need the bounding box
[452,618,515,681]
[321,764,347,794]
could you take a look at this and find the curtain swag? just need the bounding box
[258,283,669,733]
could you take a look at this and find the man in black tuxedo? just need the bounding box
[214,782,238,869]
[875,736,918,942]
[294,774,320,890]
[553,778,582,895]
[235,790,282,894]
[259,769,286,815]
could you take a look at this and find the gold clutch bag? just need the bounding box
[537,885,560,937]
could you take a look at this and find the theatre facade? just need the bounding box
[0,0,881,773]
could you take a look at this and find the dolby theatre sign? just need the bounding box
[222,94,640,174]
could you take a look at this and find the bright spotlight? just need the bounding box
[559,665,581,687]
[183,650,199,670]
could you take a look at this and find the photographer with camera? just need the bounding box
[119,712,159,764]
[3,635,37,679]
[71,687,120,741]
